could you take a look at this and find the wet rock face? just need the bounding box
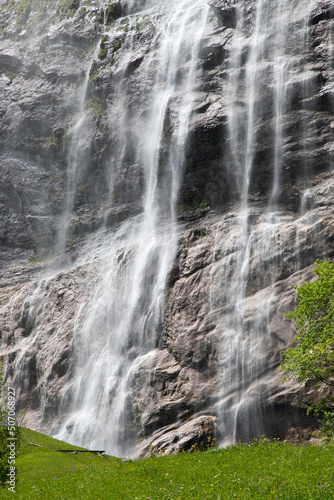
[1,0,334,456]
[208,0,238,28]
[184,1,334,214]
[162,171,334,445]
[0,1,93,256]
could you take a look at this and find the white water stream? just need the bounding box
[53,0,209,456]
[216,0,317,443]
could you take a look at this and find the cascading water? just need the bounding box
[214,0,319,444]
[52,0,209,456]
[54,41,101,263]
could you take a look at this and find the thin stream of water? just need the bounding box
[54,0,209,456]
[217,0,318,444]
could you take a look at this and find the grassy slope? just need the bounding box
[1,428,334,499]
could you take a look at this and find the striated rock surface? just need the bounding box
[1,0,334,456]
[137,415,217,457]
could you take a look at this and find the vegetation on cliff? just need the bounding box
[282,259,334,438]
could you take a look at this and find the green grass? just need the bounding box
[2,429,334,499]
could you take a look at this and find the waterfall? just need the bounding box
[215,0,319,444]
[54,41,102,263]
[52,0,209,456]
[2,0,333,457]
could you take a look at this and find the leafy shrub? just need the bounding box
[282,259,334,437]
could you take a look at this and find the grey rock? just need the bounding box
[208,1,238,28]
[137,415,217,456]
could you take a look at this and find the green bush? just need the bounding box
[282,259,334,437]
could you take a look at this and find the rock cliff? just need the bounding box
[1,0,334,456]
